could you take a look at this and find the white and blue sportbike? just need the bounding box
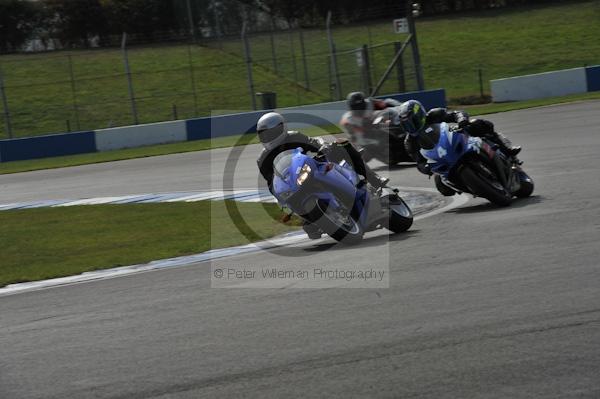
[420,123,534,206]
[272,148,413,244]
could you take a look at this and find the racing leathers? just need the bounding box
[404,108,521,176]
[340,98,402,141]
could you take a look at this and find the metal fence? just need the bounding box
[0,18,420,139]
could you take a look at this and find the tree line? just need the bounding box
[1,0,559,53]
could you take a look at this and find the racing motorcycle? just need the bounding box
[346,108,413,166]
[420,123,534,206]
[272,147,413,244]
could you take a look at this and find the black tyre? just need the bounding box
[385,195,413,233]
[315,200,364,244]
[515,171,534,198]
[460,166,512,207]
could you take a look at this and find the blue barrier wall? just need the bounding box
[586,65,600,92]
[187,110,265,141]
[0,131,96,162]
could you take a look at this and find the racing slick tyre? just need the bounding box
[515,171,535,198]
[315,199,364,244]
[460,166,512,207]
[385,195,413,233]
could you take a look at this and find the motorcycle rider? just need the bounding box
[256,112,390,238]
[399,99,521,196]
[340,92,401,141]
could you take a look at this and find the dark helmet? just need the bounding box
[346,91,368,112]
[257,112,286,145]
[398,100,427,136]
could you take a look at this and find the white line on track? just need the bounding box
[0,189,470,297]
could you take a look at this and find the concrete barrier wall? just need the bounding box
[0,89,446,162]
[95,120,187,151]
[491,66,600,102]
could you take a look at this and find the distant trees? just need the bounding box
[0,0,42,52]
[100,0,178,40]
[44,0,108,47]
[0,0,559,52]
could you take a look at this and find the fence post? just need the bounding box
[186,0,197,43]
[242,21,257,111]
[269,21,278,74]
[394,42,406,93]
[299,29,310,90]
[288,29,299,84]
[326,11,342,100]
[121,33,138,125]
[212,3,223,49]
[478,68,484,99]
[370,36,412,97]
[360,45,373,95]
[407,14,425,90]
[327,57,333,101]
[187,43,199,116]
[67,55,81,131]
[0,69,13,139]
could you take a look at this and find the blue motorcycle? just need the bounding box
[272,148,413,243]
[419,123,534,206]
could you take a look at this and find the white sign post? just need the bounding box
[393,18,409,34]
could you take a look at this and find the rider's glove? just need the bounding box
[458,119,470,129]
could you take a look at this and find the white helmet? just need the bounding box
[257,112,286,147]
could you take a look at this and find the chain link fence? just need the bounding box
[0,16,420,139]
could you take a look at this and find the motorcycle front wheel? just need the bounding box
[515,170,534,198]
[314,199,364,244]
[460,166,512,207]
[385,195,413,233]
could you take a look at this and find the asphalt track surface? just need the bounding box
[1,101,600,398]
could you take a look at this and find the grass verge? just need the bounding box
[456,92,600,115]
[0,201,300,288]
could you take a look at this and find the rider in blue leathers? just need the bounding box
[399,100,521,196]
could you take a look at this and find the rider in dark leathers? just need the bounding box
[400,100,521,195]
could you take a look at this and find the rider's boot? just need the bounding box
[365,167,390,189]
[492,132,521,158]
[337,138,389,188]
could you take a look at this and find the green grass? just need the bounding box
[0,201,300,287]
[457,91,600,115]
[1,0,599,139]
[0,44,325,138]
